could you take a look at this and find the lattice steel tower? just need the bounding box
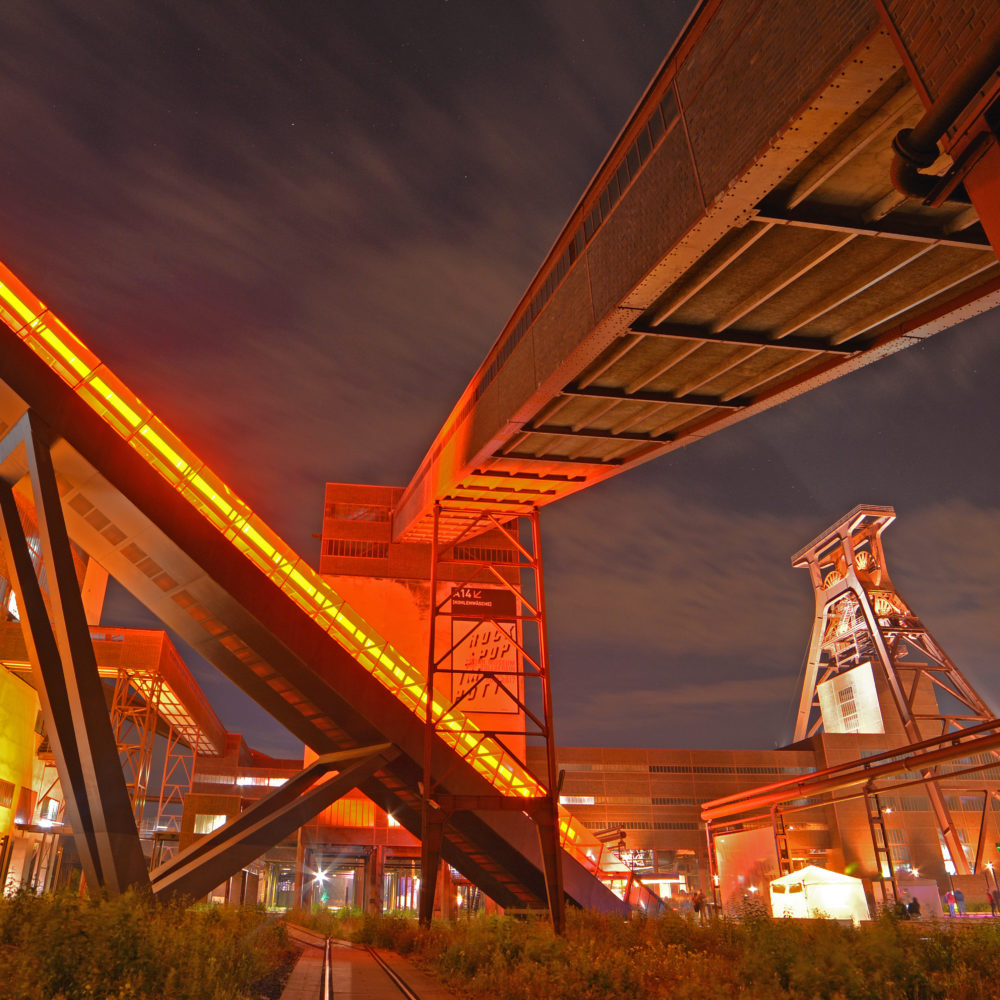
[792,504,992,744]
[791,505,995,879]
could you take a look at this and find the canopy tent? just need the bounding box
[770,866,870,924]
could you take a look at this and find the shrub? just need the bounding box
[307,907,1000,1000]
[0,889,295,1000]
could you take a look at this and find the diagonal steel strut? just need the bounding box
[0,411,149,893]
[151,743,400,901]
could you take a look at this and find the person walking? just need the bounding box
[944,889,956,916]
[954,887,966,915]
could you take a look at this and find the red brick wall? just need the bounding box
[880,0,1000,102]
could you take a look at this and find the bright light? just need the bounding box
[313,870,328,884]
[748,885,759,894]
[884,807,893,814]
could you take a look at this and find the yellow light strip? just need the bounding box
[0,261,605,870]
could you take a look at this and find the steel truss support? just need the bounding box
[791,505,988,875]
[0,411,149,894]
[772,806,792,876]
[110,667,163,828]
[151,743,399,901]
[421,504,565,932]
[156,724,198,835]
[864,788,899,907]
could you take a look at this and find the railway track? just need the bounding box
[284,923,443,1000]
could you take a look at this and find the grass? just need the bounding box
[290,905,1000,1000]
[0,890,296,1000]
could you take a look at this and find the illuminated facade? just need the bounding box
[1,0,1000,921]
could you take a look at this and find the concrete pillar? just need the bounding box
[364,846,384,915]
[292,829,305,910]
[433,863,456,921]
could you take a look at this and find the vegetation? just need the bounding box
[291,906,1000,1000]
[0,890,296,1000]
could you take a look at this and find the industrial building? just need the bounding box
[4,496,1000,915]
[1,0,1000,926]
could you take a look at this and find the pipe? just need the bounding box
[891,31,1000,200]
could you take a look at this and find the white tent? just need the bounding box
[770,865,870,924]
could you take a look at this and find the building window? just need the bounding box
[837,685,859,732]
[0,779,14,809]
[194,813,228,835]
[451,546,517,564]
[325,503,391,522]
[559,795,595,806]
[324,540,389,559]
[38,796,60,824]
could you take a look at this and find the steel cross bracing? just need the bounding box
[791,506,994,744]
[0,612,226,833]
[0,265,625,916]
[420,505,567,930]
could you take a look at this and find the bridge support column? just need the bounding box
[418,805,447,926]
[0,412,149,895]
[364,845,384,916]
[421,504,566,930]
[965,140,1000,259]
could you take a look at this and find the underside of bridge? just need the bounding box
[394,2,1000,544]
[0,0,998,921]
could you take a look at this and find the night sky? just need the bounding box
[2,2,998,758]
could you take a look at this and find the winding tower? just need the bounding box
[792,505,992,744]
[792,504,995,876]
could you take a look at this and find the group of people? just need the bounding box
[943,887,967,916]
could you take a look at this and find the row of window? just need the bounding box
[323,539,390,560]
[648,764,812,775]
[0,778,13,810]
[451,546,517,564]
[560,794,700,807]
[324,502,391,522]
[196,773,287,788]
[879,793,999,814]
[583,820,700,831]
[561,761,812,775]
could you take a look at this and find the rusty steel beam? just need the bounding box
[702,720,1000,823]
[0,412,149,894]
[561,384,746,408]
[755,205,992,250]
[631,322,859,355]
[152,744,399,901]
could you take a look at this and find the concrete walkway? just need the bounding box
[280,932,455,1000]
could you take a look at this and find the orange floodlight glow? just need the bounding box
[0,261,607,864]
